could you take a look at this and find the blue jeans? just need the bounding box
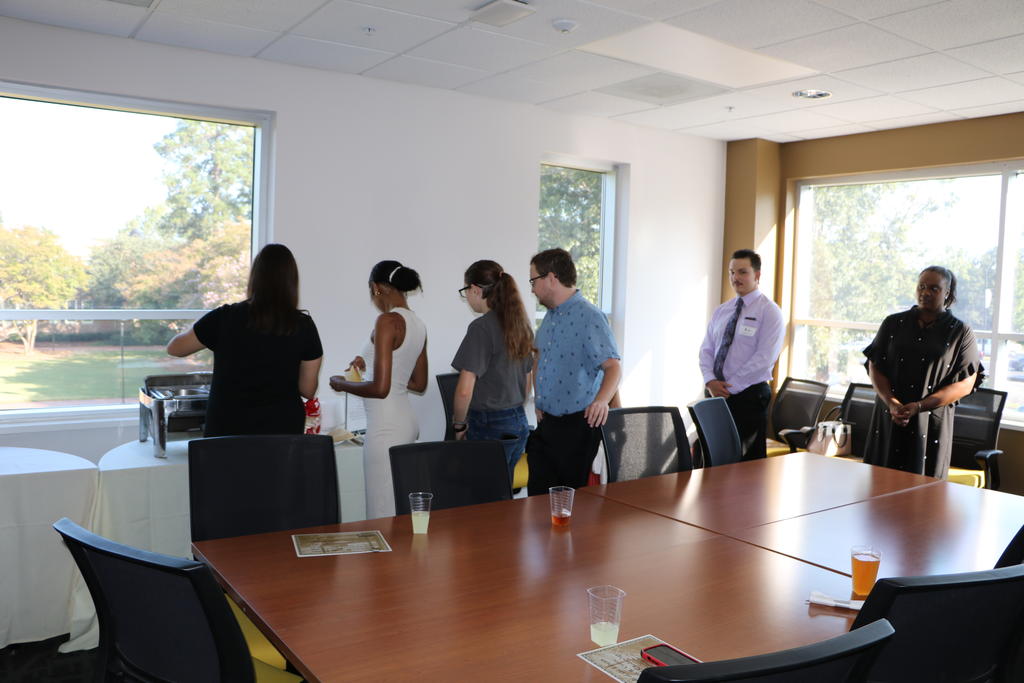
[467,407,529,487]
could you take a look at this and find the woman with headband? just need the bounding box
[451,260,534,486]
[330,260,428,519]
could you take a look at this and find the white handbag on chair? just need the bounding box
[806,420,852,457]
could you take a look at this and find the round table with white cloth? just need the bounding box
[0,447,97,649]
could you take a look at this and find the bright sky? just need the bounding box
[0,96,177,258]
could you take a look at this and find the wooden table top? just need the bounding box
[194,493,857,682]
[732,481,1024,577]
[581,452,938,533]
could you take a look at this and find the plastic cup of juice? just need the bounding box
[587,585,626,647]
[851,545,881,597]
[549,486,574,527]
[409,492,433,534]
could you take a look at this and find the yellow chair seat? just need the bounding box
[513,452,528,490]
[253,657,302,683]
[227,594,288,670]
[948,467,985,489]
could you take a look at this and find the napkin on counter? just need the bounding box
[808,591,864,611]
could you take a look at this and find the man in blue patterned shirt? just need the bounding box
[527,248,621,495]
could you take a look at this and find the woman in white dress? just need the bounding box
[329,260,428,519]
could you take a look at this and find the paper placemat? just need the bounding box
[292,530,391,557]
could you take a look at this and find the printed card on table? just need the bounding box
[292,530,392,557]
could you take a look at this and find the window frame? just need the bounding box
[790,160,1024,422]
[0,80,273,420]
[538,156,620,317]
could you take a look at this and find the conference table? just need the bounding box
[192,453,1021,682]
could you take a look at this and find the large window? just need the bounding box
[537,162,616,316]
[790,163,1024,417]
[0,85,269,411]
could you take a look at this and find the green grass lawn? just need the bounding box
[0,345,211,407]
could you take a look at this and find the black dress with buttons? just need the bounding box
[862,307,983,478]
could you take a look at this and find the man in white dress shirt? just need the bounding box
[698,249,785,460]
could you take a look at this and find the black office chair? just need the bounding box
[769,377,828,454]
[688,397,741,467]
[53,517,300,683]
[436,372,460,441]
[637,618,894,682]
[996,523,1024,568]
[188,434,339,542]
[188,434,338,671]
[600,407,692,482]
[850,563,1024,682]
[390,440,511,514]
[947,388,1007,490]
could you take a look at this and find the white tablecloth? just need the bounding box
[63,435,364,652]
[0,447,97,649]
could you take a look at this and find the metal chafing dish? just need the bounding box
[138,373,212,457]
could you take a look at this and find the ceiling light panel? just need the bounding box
[581,23,816,89]
[470,0,535,27]
[597,72,727,105]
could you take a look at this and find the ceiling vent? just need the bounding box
[598,73,728,106]
[106,0,155,6]
[471,0,535,27]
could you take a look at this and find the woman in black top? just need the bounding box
[863,266,982,478]
[166,243,323,437]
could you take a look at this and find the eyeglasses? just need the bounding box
[529,274,544,288]
[458,285,471,299]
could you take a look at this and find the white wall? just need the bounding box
[0,17,725,457]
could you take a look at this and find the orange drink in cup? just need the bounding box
[851,545,881,596]
[549,486,574,527]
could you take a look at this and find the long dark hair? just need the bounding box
[247,243,302,335]
[370,260,422,293]
[465,260,534,361]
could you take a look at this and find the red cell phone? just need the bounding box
[641,643,700,667]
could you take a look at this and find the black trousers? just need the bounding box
[526,410,603,496]
[725,382,772,460]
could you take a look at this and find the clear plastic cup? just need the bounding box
[851,545,881,596]
[409,492,433,534]
[587,585,626,647]
[549,486,574,527]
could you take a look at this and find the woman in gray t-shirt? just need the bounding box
[451,260,534,485]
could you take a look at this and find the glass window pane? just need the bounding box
[796,175,1001,331]
[999,340,1024,415]
[789,324,878,392]
[1008,171,1024,334]
[538,164,605,309]
[0,96,253,312]
[0,319,211,409]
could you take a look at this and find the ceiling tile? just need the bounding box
[135,11,278,56]
[833,53,991,93]
[457,73,581,104]
[760,132,805,142]
[542,90,655,116]
[481,0,648,49]
[292,0,454,53]
[733,108,848,132]
[796,122,877,138]
[950,99,1024,118]
[676,120,777,141]
[154,0,324,32]
[597,72,728,105]
[900,76,1024,109]
[947,34,1024,75]
[584,0,719,20]
[349,0,474,23]
[668,0,855,49]
[507,51,653,91]
[258,34,393,73]
[810,94,938,121]
[615,92,792,129]
[741,75,881,107]
[758,23,929,72]
[0,0,146,37]
[811,0,946,20]
[362,55,489,89]
[408,26,558,73]
[864,111,966,129]
[873,0,1024,49]
[581,23,816,89]
[1007,71,1024,86]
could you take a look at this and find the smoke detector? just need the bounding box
[471,0,535,27]
[552,18,578,34]
[793,89,832,100]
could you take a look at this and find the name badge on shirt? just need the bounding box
[739,324,757,337]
